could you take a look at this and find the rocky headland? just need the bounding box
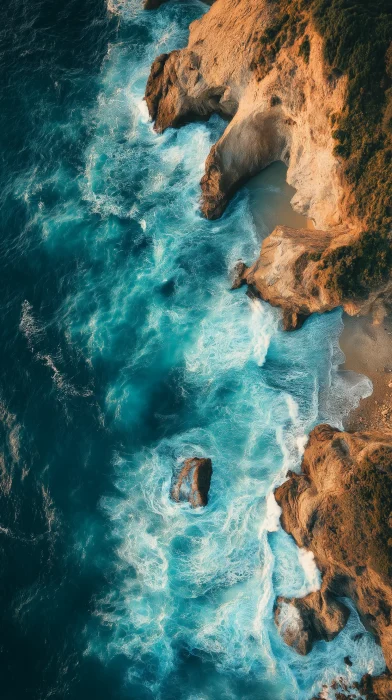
[145,0,392,328]
[144,0,392,695]
[171,457,212,508]
[275,425,392,698]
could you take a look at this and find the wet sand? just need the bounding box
[246,161,314,238]
[340,314,392,431]
[247,163,392,434]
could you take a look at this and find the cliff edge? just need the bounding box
[145,0,392,326]
[275,424,392,696]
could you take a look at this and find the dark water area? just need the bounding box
[0,0,383,698]
[0,1,126,697]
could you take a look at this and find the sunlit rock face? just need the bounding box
[275,424,392,673]
[171,457,213,508]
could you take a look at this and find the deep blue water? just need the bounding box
[0,0,386,698]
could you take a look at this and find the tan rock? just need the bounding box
[145,0,352,231]
[275,589,349,655]
[275,425,392,672]
[171,457,212,508]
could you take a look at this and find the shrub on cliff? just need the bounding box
[313,0,392,296]
[258,0,392,298]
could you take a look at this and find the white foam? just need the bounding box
[265,492,281,533]
[298,549,321,593]
[46,2,384,696]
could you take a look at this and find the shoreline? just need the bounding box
[340,313,392,432]
[248,163,392,436]
[144,1,392,694]
[246,163,388,433]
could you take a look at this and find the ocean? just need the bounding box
[0,0,385,698]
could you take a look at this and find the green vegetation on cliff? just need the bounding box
[258,0,392,298]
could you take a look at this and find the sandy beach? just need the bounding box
[340,313,392,431]
[247,164,392,435]
[247,161,314,239]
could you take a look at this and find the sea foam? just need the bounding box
[49,1,385,697]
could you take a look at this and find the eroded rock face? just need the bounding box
[171,457,212,508]
[238,225,364,328]
[274,425,392,672]
[145,0,350,231]
[275,590,350,656]
[234,223,392,329]
[144,0,392,325]
[358,673,392,700]
[144,0,369,321]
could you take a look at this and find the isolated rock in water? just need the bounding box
[171,457,212,508]
[275,590,350,656]
[281,309,308,332]
[274,424,392,671]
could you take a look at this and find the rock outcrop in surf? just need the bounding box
[171,457,212,508]
[274,589,349,656]
[274,424,392,687]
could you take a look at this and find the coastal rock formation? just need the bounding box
[358,673,392,700]
[145,0,392,323]
[239,225,352,329]
[145,0,349,229]
[274,424,392,673]
[234,224,392,329]
[171,457,212,508]
[144,0,353,320]
[274,590,349,656]
[233,225,392,329]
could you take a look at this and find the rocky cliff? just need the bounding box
[145,0,349,228]
[275,424,392,695]
[144,1,392,694]
[145,0,392,325]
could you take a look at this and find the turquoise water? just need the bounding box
[0,0,385,697]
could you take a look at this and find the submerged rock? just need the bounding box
[274,424,392,674]
[171,457,212,508]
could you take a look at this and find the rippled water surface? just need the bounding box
[0,0,385,698]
